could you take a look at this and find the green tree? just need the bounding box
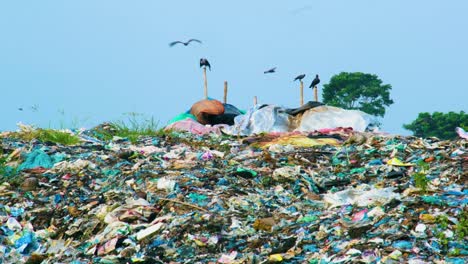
[403,111,468,140]
[322,72,394,117]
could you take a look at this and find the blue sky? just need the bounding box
[0,1,467,134]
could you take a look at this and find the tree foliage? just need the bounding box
[322,72,394,117]
[403,111,468,140]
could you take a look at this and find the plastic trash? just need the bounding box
[455,127,468,139]
[296,105,378,132]
[18,149,54,170]
[0,121,465,263]
[323,185,401,208]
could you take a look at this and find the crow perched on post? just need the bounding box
[294,74,306,82]
[169,39,202,47]
[309,74,320,88]
[264,67,276,74]
[200,58,211,71]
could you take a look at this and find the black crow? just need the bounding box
[294,74,306,81]
[264,67,276,74]
[18,107,23,111]
[169,39,202,47]
[309,74,320,88]
[200,58,211,71]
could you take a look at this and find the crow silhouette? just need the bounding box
[294,74,306,81]
[200,58,211,71]
[264,67,276,74]
[309,74,320,88]
[169,39,202,47]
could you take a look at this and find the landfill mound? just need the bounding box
[0,125,467,263]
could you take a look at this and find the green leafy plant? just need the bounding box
[403,111,468,140]
[413,172,429,193]
[436,215,449,229]
[0,151,19,182]
[455,210,468,240]
[322,72,394,117]
[0,154,7,176]
[436,231,449,252]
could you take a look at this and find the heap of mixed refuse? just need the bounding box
[0,101,466,263]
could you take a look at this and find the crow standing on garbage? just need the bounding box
[264,67,276,74]
[200,58,211,71]
[294,74,306,81]
[169,39,202,47]
[309,74,320,88]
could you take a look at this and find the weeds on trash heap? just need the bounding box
[91,113,162,144]
[9,126,81,146]
[412,160,430,193]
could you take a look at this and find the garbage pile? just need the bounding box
[0,123,467,263]
[167,99,379,136]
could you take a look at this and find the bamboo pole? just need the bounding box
[203,67,208,99]
[300,80,304,106]
[314,86,318,102]
[223,81,228,104]
[253,96,258,106]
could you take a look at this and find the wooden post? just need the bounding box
[223,81,228,104]
[314,86,318,102]
[203,67,208,99]
[253,96,258,106]
[300,80,304,106]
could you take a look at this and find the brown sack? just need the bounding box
[190,99,225,125]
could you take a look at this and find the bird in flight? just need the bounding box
[264,67,276,74]
[200,58,211,71]
[309,74,320,88]
[294,74,306,82]
[169,39,202,47]
[18,107,23,111]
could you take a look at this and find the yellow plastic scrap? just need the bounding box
[253,217,276,231]
[194,239,206,247]
[261,135,341,148]
[268,254,283,262]
[419,214,436,223]
[386,158,414,167]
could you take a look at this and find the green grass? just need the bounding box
[11,127,81,146]
[98,112,164,143]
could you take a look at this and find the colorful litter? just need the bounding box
[0,102,466,263]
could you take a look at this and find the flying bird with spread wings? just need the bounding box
[264,67,276,74]
[309,74,320,88]
[294,74,306,81]
[200,58,211,71]
[169,39,202,47]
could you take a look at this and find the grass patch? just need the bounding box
[96,113,164,143]
[11,124,80,146]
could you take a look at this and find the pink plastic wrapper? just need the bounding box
[165,119,227,135]
[455,127,468,139]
